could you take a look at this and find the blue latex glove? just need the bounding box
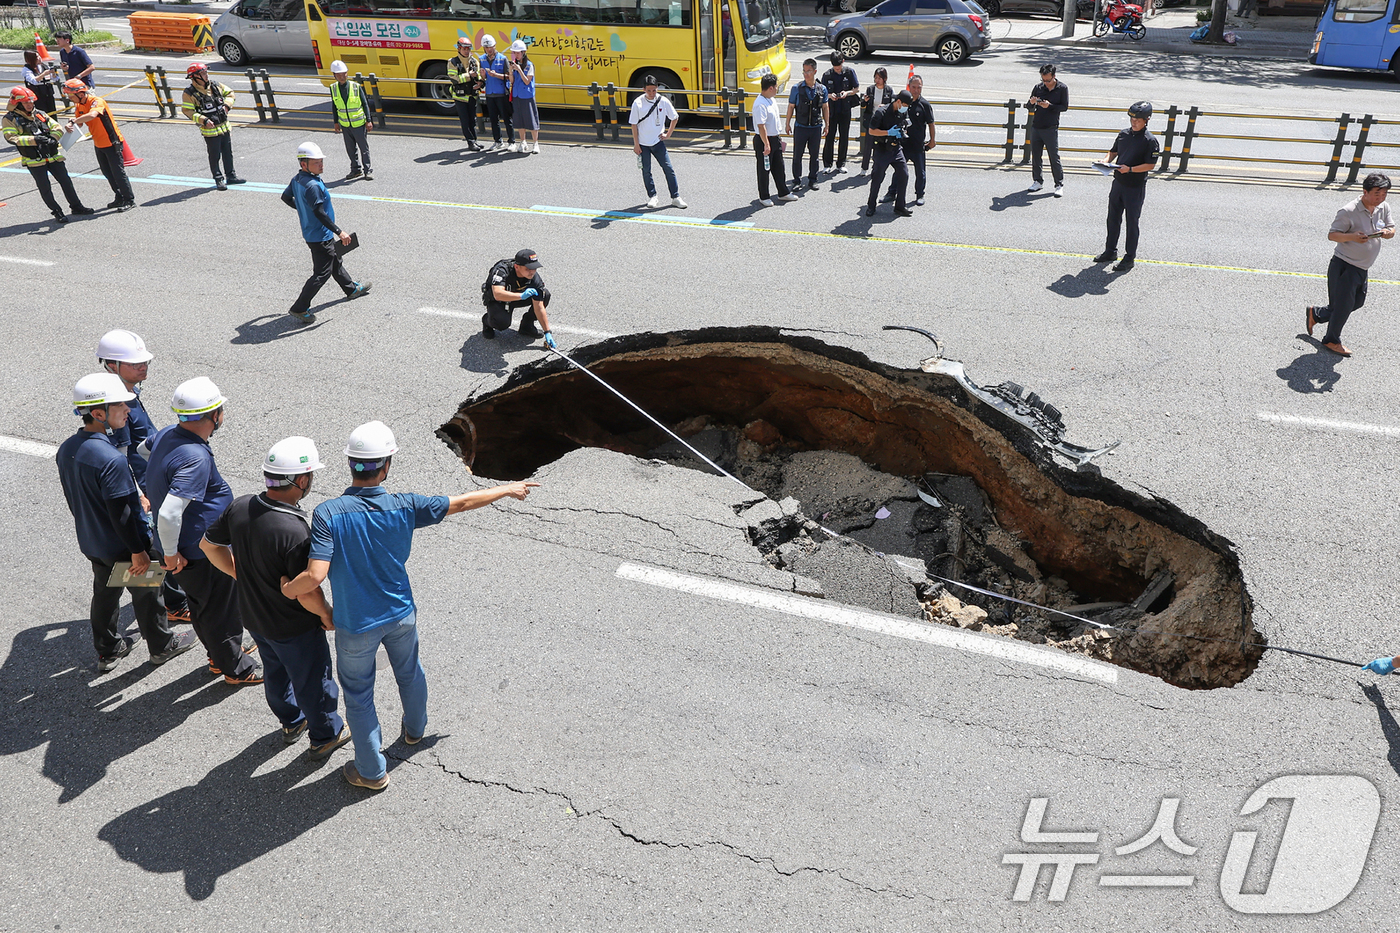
[518,288,538,301]
[887,126,903,139]
[1364,657,1395,676]
[543,332,557,350]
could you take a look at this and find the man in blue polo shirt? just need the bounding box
[146,376,262,685]
[56,374,197,672]
[479,34,513,151]
[282,420,539,791]
[281,141,370,324]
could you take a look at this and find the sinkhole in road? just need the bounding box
[438,327,1260,689]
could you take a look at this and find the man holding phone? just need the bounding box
[1306,173,1395,357]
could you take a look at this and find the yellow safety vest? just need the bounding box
[331,80,368,129]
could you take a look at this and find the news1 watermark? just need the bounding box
[1002,774,1380,914]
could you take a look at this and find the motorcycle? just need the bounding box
[1093,0,1146,39]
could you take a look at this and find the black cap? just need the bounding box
[895,90,914,104]
[643,74,658,87]
[514,249,543,269]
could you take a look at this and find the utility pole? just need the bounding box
[1061,0,1076,38]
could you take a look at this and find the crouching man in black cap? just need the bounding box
[1094,100,1160,273]
[481,248,556,349]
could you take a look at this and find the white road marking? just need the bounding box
[0,255,55,266]
[616,562,1119,684]
[0,435,59,458]
[1258,411,1400,438]
[416,307,617,339]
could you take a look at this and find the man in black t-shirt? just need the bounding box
[1094,101,1160,273]
[202,437,350,759]
[820,52,859,175]
[882,76,935,207]
[482,248,556,346]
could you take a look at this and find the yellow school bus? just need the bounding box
[304,0,790,114]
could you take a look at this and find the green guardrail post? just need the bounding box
[1325,113,1351,185]
[1176,105,1199,174]
[721,86,732,149]
[590,81,603,140]
[1345,114,1373,187]
[1157,104,1179,173]
[245,69,265,122]
[1002,98,1017,163]
[259,69,279,124]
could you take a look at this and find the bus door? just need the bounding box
[721,0,738,92]
[696,0,719,107]
[1319,0,1392,68]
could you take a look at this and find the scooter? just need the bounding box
[1093,0,1146,39]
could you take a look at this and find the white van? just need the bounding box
[214,0,316,65]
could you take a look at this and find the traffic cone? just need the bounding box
[906,63,915,89]
[120,138,143,167]
[34,33,51,61]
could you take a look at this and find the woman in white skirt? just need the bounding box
[507,40,540,153]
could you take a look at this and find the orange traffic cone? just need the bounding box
[120,138,143,167]
[906,63,915,89]
[34,33,51,61]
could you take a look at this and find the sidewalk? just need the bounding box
[787,7,1316,58]
[79,0,234,15]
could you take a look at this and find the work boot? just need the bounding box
[363,169,374,180]
[518,320,541,339]
[51,211,68,224]
[117,201,136,212]
[96,635,138,673]
[1093,250,1117,263]
[1305,306,1318,337]
[71,205,95,215]
[215,177,228,191]
[228,176,248,185]
[344,168,363,180]
[482,314,495,340]
[1114,257,1135,272]
[150,630,198,666]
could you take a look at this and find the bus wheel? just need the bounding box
[626,69,689,113]
[418,62,457,116]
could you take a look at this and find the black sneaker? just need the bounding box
[864,205,875,217]
[52,212,67,224]
[71,206,96,216]
[344,169,363,180]
[215,178,228,191]
[289,310,316,324]
[117,201,136,213]
[97,635,138,672]
[1093,251,1117,263]
[1114,257,1135,272]
[228,176,248,185]
[880,192,894,203]
[106,198,123,209]
[894,207,913,217]
[150,630,198,665]
[518,322,541,339]
[224,661,265,685]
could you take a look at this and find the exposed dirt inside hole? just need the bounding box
[438,327,1261,689]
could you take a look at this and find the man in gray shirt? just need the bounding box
[1307,173,1395,357]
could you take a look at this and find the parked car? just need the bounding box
[826,0,992,63]
[979,0,1095,17]
[214,0,315,66]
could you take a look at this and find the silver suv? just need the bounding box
[825,0,991,64]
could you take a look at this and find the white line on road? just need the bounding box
[416,307,617,338]
[0,255,55,266]
[1257,411,1400,438]
[0,435,58,458]
[616,562,1119,684]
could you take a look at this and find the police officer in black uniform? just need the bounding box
[881,76,935,207]
[1095,101,1160,273]
[820,52,859,175]
[866,90,912,218]
[482,248,556,348]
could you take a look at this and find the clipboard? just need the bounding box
[334,231,360,256]
[1091,160,1118,177]
[107,561,166,588]
[60,127,86,152]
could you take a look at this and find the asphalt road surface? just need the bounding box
[2,42,1400,932]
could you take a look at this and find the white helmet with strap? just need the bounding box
[96,329,154,364]
[73,373,136,413]
[171,376,226,421]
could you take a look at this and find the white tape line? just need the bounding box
[616,562,1119,684]
[0,435,58,458]
[1258,411,1400,438]
[416,307,617,339]
[0,255,55,266]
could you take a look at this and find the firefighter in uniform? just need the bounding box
[330,60,373,180]
[65,79,135,211]
[2,86,93,223]
[481,249,556,347]
[865,90,912,218]
[447,38,483,151]
[182,63,245,191]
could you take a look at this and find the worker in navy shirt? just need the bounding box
[281,141,370,324]
[56,32,95,89]
[282,421,539,791]
[146,376,261,685]
[56,374,196,672]
[96,328,192,625]
[1094,101,1160,273]
[881,76,935,207]
[820,52,859,174]
[784,59,829,192]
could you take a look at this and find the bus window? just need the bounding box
[1333,0,1387,21]
[734,0,782,51]
[640,0,691,24]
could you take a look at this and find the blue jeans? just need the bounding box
[640,140,679,199]
[334,610,428,781]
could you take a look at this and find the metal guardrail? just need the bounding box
[66,66,1391,185]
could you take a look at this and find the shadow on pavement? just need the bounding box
[459,330,513,376]
[231,312,325,344]
[98,738,366,900]
[990,189,1052,211]
[1276,339,1343,393]
[138,186,213,209]
[1047,264,1124,297]
[0,620,229,804]
[412,147,477,166]
[1360,683,1400,780]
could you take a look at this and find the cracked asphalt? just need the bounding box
[3,95,1400,929]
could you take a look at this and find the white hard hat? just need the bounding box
[345,420,399,460]
[73,373,136,409]
[265,436,325,475]
[171,376,226,420]
[297,141,325,160]
[509,39,527,52]
[96,329,154,364]
[330,60,348,74]
[480,34,496,46]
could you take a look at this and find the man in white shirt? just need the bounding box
[1307,173,1395,357]
[751,75,798,207]
[629,75,686,210]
